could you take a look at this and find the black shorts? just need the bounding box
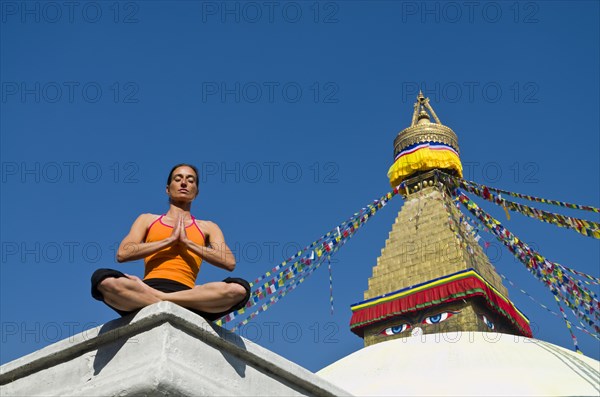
[91,268,251,321]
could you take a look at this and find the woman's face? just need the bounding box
[167,166,198,201]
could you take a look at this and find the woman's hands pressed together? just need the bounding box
[170,215,192,248]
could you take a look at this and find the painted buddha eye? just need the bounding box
[379,323,411,336]
[481,315,495,330]
[422,311,458,325]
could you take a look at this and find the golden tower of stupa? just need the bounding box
[349,93,531,346]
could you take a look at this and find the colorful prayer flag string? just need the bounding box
[454,189,600,339]
[328,257,334,315]
[455,174,600,213]
[497,272,599,341]
[455,188,600,305]
[230,235,351,332]
[441,174,600,239]
[437,174,600,286]
[217,187,400,329]
[558,265,600,286]
[245,189,398,290]
[553,296,583,354]
[440,182,598,347]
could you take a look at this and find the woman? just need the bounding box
[91,164,250,321]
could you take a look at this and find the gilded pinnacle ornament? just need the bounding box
[387,91,463,187]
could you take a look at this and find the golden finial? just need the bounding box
[388,93,462,187]
[411,91,441,126]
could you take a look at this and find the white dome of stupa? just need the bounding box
[317,331,600,397]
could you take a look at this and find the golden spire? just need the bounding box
[351,98,530,346]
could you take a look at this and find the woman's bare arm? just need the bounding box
[180,218,236,271]
[116,214,178,262]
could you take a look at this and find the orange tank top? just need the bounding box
[144,215,205,288]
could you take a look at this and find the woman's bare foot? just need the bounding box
[126,274,166,300]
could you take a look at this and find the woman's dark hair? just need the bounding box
[167,163,199,185]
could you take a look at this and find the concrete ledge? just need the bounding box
[1,302,350,396]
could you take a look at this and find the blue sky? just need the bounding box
[1,1,599,372]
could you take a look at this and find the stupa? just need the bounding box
[317,93,600,396]
[349,92,530,345]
